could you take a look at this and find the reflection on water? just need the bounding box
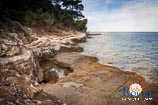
[80,32,158,84]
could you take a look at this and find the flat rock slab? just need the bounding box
[54,52,85,68]
[40,52,158,105]
[61,82,83,88]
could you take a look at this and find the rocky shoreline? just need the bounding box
[0,24,87,105]
[0,25,158,105]
[39,52,158,105]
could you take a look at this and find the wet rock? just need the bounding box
[59,46,83,52]
[71,36,87,43]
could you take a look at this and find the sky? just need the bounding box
[82,0,158,32]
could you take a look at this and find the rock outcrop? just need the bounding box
[0,21,87,105]
[40,52,158,105]
[26,33,86,59]
[3,21,158,105]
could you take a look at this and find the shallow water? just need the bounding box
[80,32,158,84]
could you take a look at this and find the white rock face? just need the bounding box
[26,33,86,58]
[0,28,87,85]
[0,25,74,105]
[0,39,21,57]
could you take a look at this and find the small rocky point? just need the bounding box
[40,52,158,105]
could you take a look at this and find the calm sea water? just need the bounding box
[80,32,158,84]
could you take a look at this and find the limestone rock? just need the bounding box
[0,25,87,105]
[44,70,58,83]
[0,39,21,57]
[0,64,63,105]
[26,33,87,59]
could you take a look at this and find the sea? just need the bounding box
[80,32,158,84]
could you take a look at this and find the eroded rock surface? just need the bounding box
[40,52,158,105]
[0,23,87,105]
[26,33,86,58]
[2,22,158,105]
[0,38,21,57]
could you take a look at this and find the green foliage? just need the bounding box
[0,0,87,32]
[24,10,55,26]
[74,19,88,32]
[0,33,16,40]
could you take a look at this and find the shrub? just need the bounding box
[74,19,87,32]
[24,10,55,26]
